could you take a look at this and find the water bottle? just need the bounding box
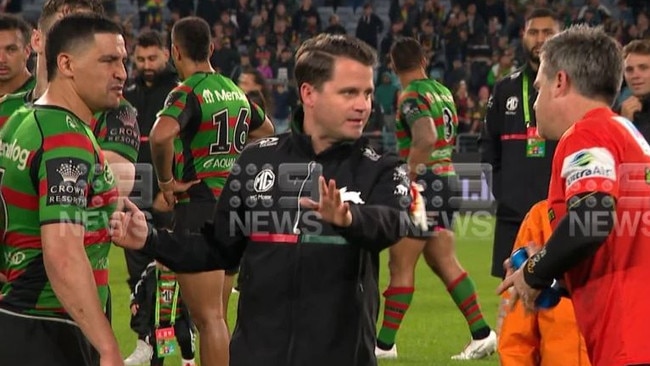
[510,248,563,309]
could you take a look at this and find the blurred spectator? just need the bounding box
[257,57,273,79]
[380,19,406,61]
[355,3,383,50]
[272,82,294,133]
[238,67,275,129]
[167,0,193,19]
[487,48,517,88]
[210,37,239,78]
[374,72,399,116]
[273,47,294,82]
[577,0,612,25]
[466,3,487,42]
[324,14,346,35]
[196,0,222,30]
[292,0,320,34]
[454,80,475,133]
[249,33,273,67]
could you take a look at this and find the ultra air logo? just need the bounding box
[562,148,616,189]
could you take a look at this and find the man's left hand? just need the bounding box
[299,176,352,227]
[496,267,541,313]
[496,242,543,313]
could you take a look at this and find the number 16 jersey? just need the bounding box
[158,72,265,203]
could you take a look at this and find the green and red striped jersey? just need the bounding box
[157,268,182,323]
[157,72,265,203]
[91,98,141,163]
[396,79,458,176]
[0,105,118,319]
[0,92,140,163]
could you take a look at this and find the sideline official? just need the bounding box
[480,8,560,279]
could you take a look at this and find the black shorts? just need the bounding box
[174,202,216,235]
[0,309,99,366]
[409,172,460,239]
[491,219,522,278]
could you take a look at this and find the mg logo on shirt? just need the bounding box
[506,96,518,112]
[253,169,275,193]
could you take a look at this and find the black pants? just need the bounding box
[0,309,99,366]
[491,219,522,278]
[150,317,195,365]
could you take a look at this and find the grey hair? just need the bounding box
[540,24,622,105]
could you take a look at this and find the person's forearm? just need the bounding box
[43,232,119,356]
[150,136,175,182]
[333,205,406,252]
[523,192,615,288]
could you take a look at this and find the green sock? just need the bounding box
[376,287,414,349]
[447,272,491,340]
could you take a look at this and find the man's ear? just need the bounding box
[553,70,571,98]
[57,52,74,79]
[31,29,43,54]
[300,82,317,108]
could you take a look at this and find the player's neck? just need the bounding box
[36,81,93,124]
[562,95,611,131]
[0,69,31,97]
[398,69,427,89]
[182,61,214,79]
[33,55,48,100]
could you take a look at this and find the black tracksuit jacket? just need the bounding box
[143,110,413,366]
[480,64,557,222]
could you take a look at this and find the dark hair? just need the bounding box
[526,7,559,24]
[38,0,104,32]
[136,29,165,49]
[294,33,376,92]
[389,37,425,73]
[46,13,122,82]
[242,66,274,116]
[540,24,622,105]
[623,39,650,58]
[171,16,211,62]
[0,14,32,47]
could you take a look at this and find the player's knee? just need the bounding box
[191,309,224,332]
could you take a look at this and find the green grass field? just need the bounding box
[109,215,502,365]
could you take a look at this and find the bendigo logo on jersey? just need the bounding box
[561,148,616,190]
[46,157,89,207]
[0,138,29,170]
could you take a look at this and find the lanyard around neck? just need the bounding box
[154,268,180,328]
[522,72,532,128]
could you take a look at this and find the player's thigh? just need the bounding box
[0,311,98,366]
[389,237,425,272]
[177,270,225,319]
[417,171,459,232]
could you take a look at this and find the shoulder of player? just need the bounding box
[32,107,89,135]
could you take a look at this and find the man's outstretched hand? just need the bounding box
[299,176,353,228]
[110,198,150,250]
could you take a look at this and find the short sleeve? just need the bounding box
[93,102,141,163]
[247,96,265,132]
[398,93,435,128]
[558,132,618,200]
[157,85,199,130]
[39,132,96,226]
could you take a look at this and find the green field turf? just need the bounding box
[109,215,501,365]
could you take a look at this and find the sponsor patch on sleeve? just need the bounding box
[561,147,616,192]
[45,157,90,207]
